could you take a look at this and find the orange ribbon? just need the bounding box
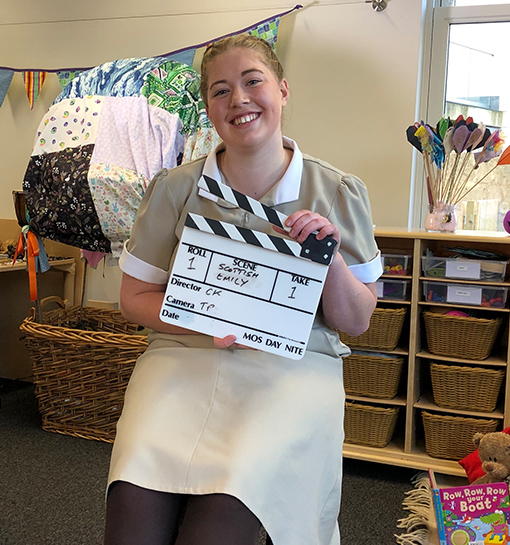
[12,230,40,301]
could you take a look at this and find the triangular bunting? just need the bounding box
[0,69,14,107]
[23,71,47,109]
[56,70,82,91]
[168,48,197,67]
[248,17,281,48]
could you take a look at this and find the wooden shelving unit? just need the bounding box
[342,227,510,476]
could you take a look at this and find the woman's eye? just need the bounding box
[213,89,228,97]
[246,79,262,86]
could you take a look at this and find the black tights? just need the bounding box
[104,481,264,545]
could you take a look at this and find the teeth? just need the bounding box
[233,113,258,125]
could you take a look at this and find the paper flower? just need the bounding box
[406,115,508,207]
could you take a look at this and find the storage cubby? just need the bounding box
[341,228,510,476]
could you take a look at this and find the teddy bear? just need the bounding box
[471,431,510,485]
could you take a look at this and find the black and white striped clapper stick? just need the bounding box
[198,175,337,266]
[184,212,303,259]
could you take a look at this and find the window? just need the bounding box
[418,1,510,230]
[447,1,510,5]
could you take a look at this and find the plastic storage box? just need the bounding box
[423,281,508,308]
[376,278,411,300]
[381,253,412,275]
[422,255,509,282]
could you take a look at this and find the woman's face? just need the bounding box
[205,47,289,152]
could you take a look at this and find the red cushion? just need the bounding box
[458,427,510,483]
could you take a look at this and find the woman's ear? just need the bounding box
[280,79,290,106]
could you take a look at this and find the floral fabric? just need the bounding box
[88,163,150,257]
[23,145,111,253]
[182,127,223,163]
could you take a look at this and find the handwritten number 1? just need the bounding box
[289,286,296,299]
[188,257,196,270]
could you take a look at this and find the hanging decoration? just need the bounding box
[23,71,47,109]
[57,71,83,91]
[248,17,281,46]
[0,70,14,106]
[19,5,301,266]
[0,5,302,109]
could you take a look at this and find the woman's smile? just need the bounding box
[231,112,260,126]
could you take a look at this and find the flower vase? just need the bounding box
[424,203,457,233]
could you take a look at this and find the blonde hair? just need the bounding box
[200,34,285,107]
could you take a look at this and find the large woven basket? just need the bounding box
[343,352,404,399]
[339,307,407,350]
[430,362,504,412]
[344,402,399,448]
[422,410,498,460]
[20,297,148,443]
[423,311,502,360]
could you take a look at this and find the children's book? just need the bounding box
[429,470,510,545]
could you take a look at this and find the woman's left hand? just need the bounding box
[274,210,340,249]
[213,335,256,350]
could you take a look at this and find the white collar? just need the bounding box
[201,137,303,206]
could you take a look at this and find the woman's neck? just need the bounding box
[218,143,292,200]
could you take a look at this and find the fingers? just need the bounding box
[213,335,257,350]
[213,335,237,349]
[284,210,340,246]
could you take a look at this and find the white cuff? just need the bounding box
[348,250,383,283]
[119,242,169,285]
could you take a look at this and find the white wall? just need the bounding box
[0,0,425,303]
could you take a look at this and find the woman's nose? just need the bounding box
[230,85,249,106]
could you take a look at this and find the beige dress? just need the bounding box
[108,139,382,545]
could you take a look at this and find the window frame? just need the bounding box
[411,1,510,228]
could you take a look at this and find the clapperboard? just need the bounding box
[159,175,337,360]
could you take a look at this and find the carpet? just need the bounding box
[395,473,439,545]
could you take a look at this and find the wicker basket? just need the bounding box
[344,402,399,447]
[20,297,148,443]
[422,410,498,460]
[343,352,404,399]
[423,311,502,360]
[430,362,504,412]
[338,307,407,350]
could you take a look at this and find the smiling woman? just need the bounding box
[201,38,290,199]
[104,33,382,545]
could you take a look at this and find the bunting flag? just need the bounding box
[56,70,82,91]
[23,71,47,109]
[249,17,281,48]
[0,70,14,107]
[162,47,197,67]
[0,5,303,109]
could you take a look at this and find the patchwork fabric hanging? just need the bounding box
[20,7,291,260]
[23,55,211,258]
